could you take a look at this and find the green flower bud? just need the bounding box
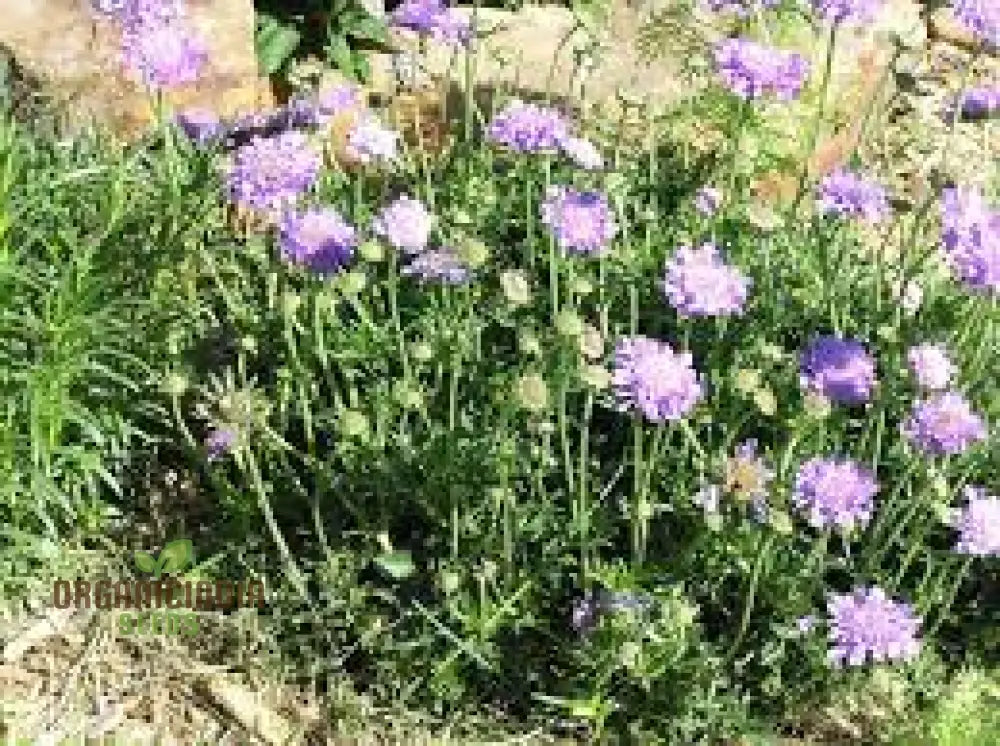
[339,410,369,439]
[358,240,385,262]
[517,373,549,412]
[555,309,584,338]
[500,270,531,306]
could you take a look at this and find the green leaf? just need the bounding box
[374,551,415,580]
[255,13,302,75]
[158,538,193,574]
[351,50,371,84]
[325,35,354,77]
[134,551,157,574]
[346,15,389,45]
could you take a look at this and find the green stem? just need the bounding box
[925,555,973,639]
[727,533,773,662]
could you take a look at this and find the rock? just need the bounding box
[0,0,272,139]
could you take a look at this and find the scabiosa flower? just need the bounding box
[279,208,357,274]
[816,169,891,223]
[226,132,321,211]
[907,343,955,390]
[799,335,877,405]
[120,22,207,90]
[724,440,774,504]
[951,0,1000,49]
[486,100,571,153]
[938,186,1000,293]
[540,186,617,256]
[430,8,473,45]
[955,486,1000,556]
[346,116,400,165]
[812,0,884,25]
[92,0,184,26]
[561,136,604,170]
[612,336,703,422]
[372,196,434,254]
[206,427,236,461]
[945,85,1000,121]
[903,391,988,455]
[175,108,222,145]
[316,84,362,122]
[694,186,723,216]
[793,457,879,531]
[401,248,471,284]
[663,242,751,318]
[713,38,809,101]
[827,587,921,666]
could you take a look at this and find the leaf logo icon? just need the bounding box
[134,539,193,578]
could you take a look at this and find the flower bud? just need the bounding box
[753,387,778,416]
[411,341,433,362]
[581,364,611,390]
[517,373,550,412]
[339,409,369,439]
[358,240,384,262]
[518,330,541,357]
[555,309,584,338]
[579,323,604,360]
[339,270,367,295]
[500,270,530,306]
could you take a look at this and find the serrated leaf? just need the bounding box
[374,551,415,580]
[159,538,193,574]
[134,551,156,574]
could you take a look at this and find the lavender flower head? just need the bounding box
[663,242,751,318]
[955,486,1000,556]
[401,248,471,284]
[800,335,877,405]
[903,391,988,455]
[372,196,434,254]
[91,0,184,26]
[279,209,357,274]
[612,335,703,422]
[175,108,223,145]
[812,0,884,25]
[945,85,1000,121]
[694,186,723,216]
[226,132,321,211]
[816,169,891,223]
[793,457,879,531]
[907,343,955,391]
[713,38,809,101]
[206,427,236,461]
[561,137,604,170]
[316,84,362,122]
[120,22,207,90]
[827,587,921,666]
[487,100,571,153]
[938,186,1000,294]
[346,116,400,165]
[540,186,618,256]
[951,0,1000,49]
[723,440,774,503]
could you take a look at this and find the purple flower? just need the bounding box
[175,108,222,144]
[346,116,400,165]
[800,335,877,405]
[206,427,236,460]
[540,186,617,256]
[612,336,703,422]
[812,0,884,25]
[713,38,809,101]
[663,242,751,318]
[391,0,471,46]
[694,186,723,216]
[316,84,362,122]
[279,209,357,274]
[827,587,921,666]
[816,169,891,223]
[797,614,818,634]
[487,100,571,153]
[939,186,1000,294]
[793,457,879,531]
[401,248,471,284]
[561,137,604,170]
[946,85,1000,121]
[226,132,321,211]
[903,391,988,455]
[372,196,434,254]
[120,22,207,90]
[951,0,1000,49]
[430,9,473,45]
[955,486,1000,556]
[907,344,955,391]
[92,0,184,26]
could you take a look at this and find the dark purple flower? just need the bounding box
[279,208,357,274]
[175,108,223,144]
[487,100,571,153]
[401,248,471,284]
[812,0,884,25]
[902,391,988,455]
[800,335,877,405]
[951,0,1000,49]
[827,586,921,666]
[540,186,617,256]
[955,486,1000,556]
[226,132,322,211]
[391,0,471,46]
[662,242,751,318]
[713,38,809,101]
[571,592,600,634]
[816,169,891,223]
[793,457,879,531]
[945,85,1000,121]
[612,336,703,422]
